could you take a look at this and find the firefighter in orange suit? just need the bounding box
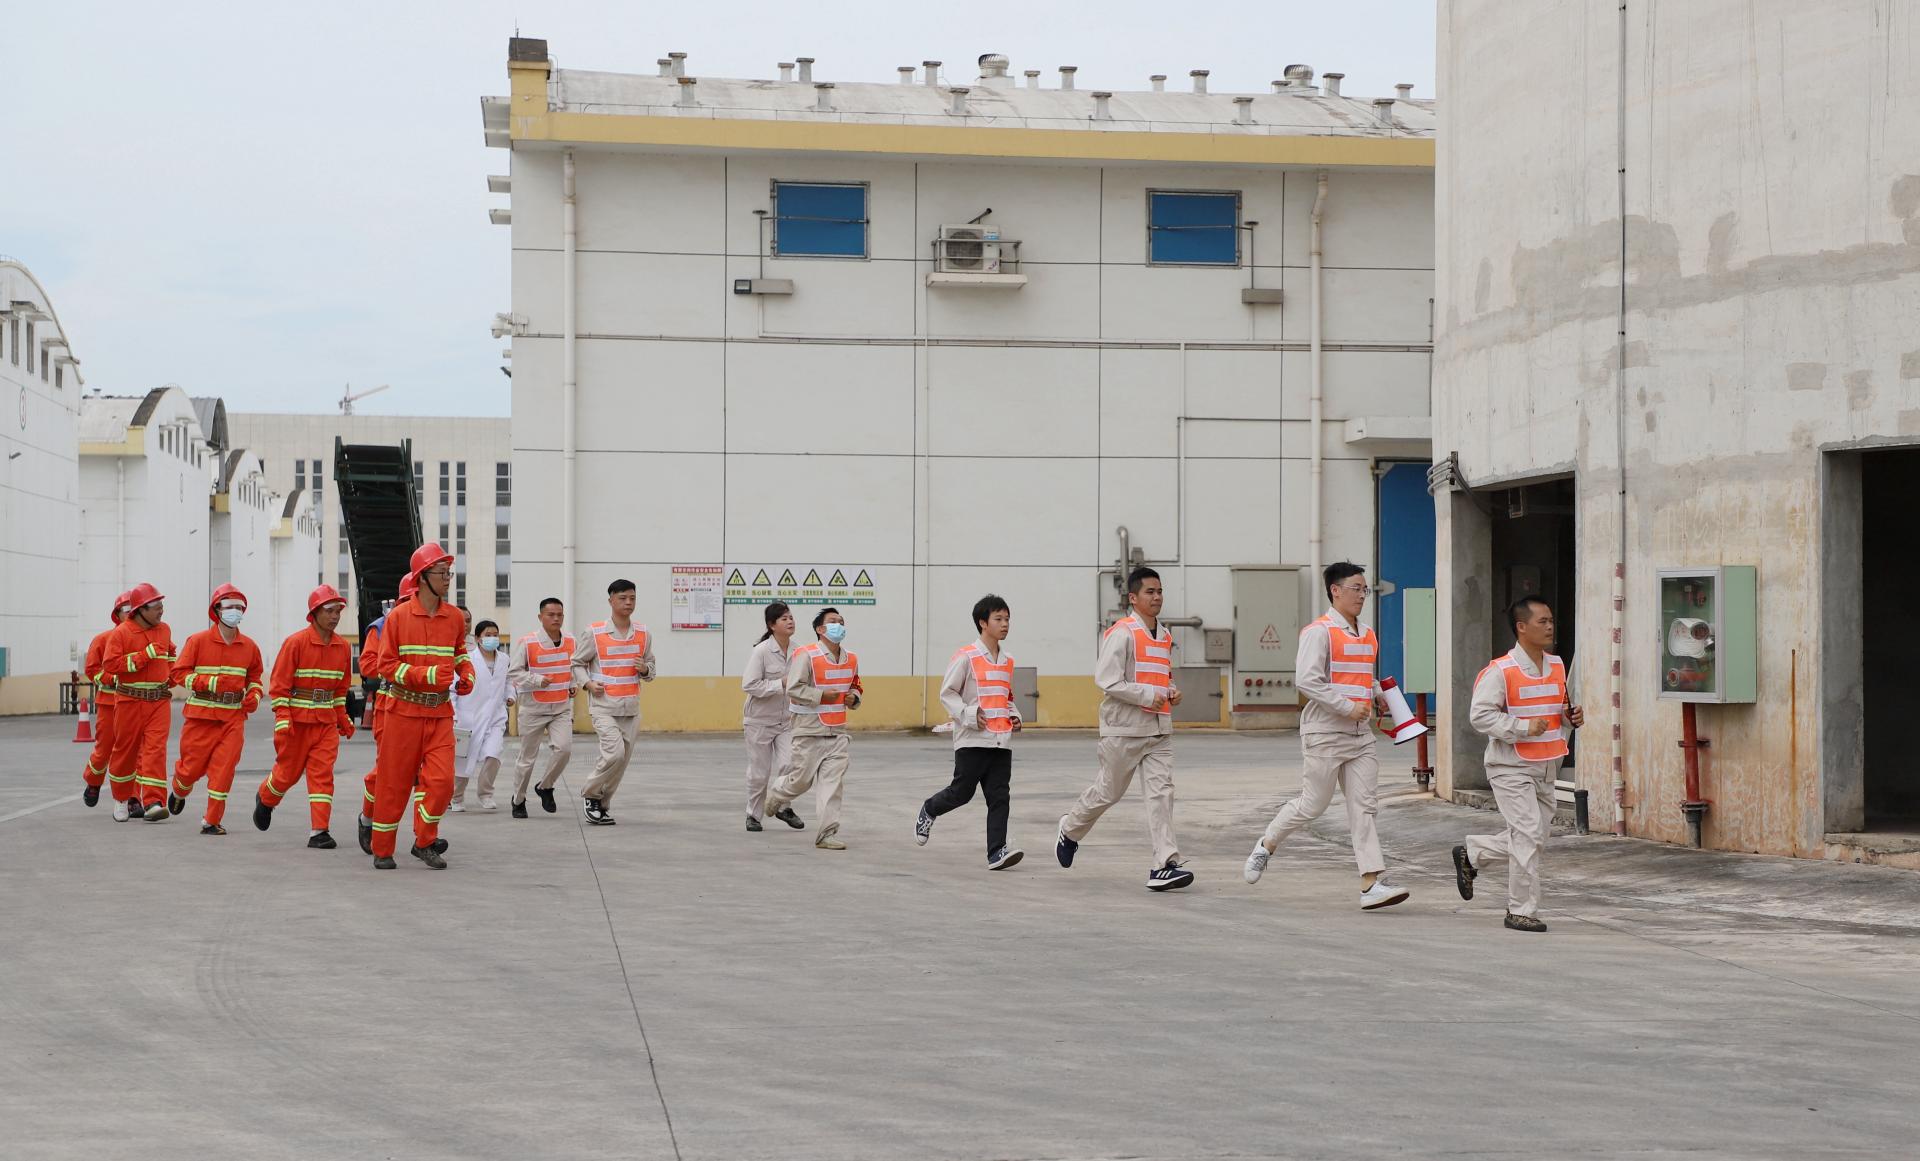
[368,544,473,869]
[102,583,177,822]
[80,591,134,808]
[356,572,420,855]
[167,584,264,835]
[254,586,356,848]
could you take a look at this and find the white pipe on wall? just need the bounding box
[1308,171,1329,594]
[562,149,578,613]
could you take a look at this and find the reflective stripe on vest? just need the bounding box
[1490,654,1569,762]
[589,623,648,699]
[960,643,1015,733]
[520,632,576,704]
[1308,614,1377,706]
[1106,615,1171,718]
[790,643,858,727]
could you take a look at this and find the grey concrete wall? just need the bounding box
[1435,0,1920,856]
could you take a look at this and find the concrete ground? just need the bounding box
[3,713,1917,1161]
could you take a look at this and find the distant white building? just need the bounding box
[0,259,84,713]
[484,39,1440,730]
[267,487,324,649]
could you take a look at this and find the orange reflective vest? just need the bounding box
[958,642,1015,733]
[790,642,858,728]
[521,632,576,705]
[1490,653,1569,762]
[1309,613,1377,709]
[589,623,648,699]
[1107,614,1172,721]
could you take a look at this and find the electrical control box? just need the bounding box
[1655,566,1756,703]
[1230,565,1303,709]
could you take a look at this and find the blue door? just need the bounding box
[1375,462,1436,686]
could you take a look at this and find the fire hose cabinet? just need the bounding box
[1655,566,1756,703]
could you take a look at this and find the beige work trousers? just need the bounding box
[1262,730,1385,875]
[766,733,848,841]
[1465,760,1558,918]
[580,709,639,807]
[743,720,792,821]
[512,709,574,803]
[1062,734,1179,868]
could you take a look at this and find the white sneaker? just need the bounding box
[1360,882,1411,910]
[479,796,498,812]
[113,798,130,822]
[449,800,466,813]
[1243,840,1272,884]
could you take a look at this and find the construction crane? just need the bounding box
[338,383,390,415]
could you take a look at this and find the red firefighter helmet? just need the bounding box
[307,584,348,621]
[207,583,249,622]
[111,590,134,624]
[125,582,165,614]
[398,572,419,600]
[409,542,454,580]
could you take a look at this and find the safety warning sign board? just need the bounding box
[722,565,877,607]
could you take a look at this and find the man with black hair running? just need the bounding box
[917,594,1023,870]
[570,579,654,825]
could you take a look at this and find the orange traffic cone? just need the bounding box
[73,697,94,744]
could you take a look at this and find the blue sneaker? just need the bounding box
[915,806,934,847]
[1055,819,1078,868]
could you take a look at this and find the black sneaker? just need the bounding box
[373,855,397,870]
[308,831,338,850]
[772,806,805,830]
[411,844,448,869]
[988,846,1024,870]
[914,806,935,847]
[1452,845,1477,901]
[168,793,187,817]
[535,785,557,814]
[1147,860,1195,892]
[83,785,100,808]
[583,798,608,825]
[511,799,529,819]
[127,799,148,821]
[357,815,373,855]
[1504,912,1547,933]
[745,815,763,832]
[252,793,273,832]
[429,837,450,855]
[1055,822,1078,868]
[201,823,227,836]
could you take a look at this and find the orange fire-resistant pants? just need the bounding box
[259,720,340,831]
[171,714,247,825]
[83,700,118,789]
[370,713,454,859]
[108,699,171,807]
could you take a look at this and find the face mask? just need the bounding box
[480,636,500,652]
[823,622,847,644]
[219,607,244,628]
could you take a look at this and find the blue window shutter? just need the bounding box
[1148,191,1239,265]
[773,182,868,257]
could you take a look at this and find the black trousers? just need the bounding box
[923,746,1012,855]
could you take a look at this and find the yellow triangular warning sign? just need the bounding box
[777,569,796,586]
[753,569,771,586]
[828,569,848,586]
[726,568,746,586]
[1259,624,1281,644]
[802,568,823,586]
[853,569,872,586]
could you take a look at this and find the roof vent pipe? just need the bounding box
[1283,63,1315,90]
[1233,96,1254,124]
[676,76,697,106]
[814,82,835,111]
[898,66,916,84]
[923,61,942,86]
[948,86,970,115]
[978,53,1010,83]
[1150,74,1166,91]
[1373,97,1396,124]
[778,62,795,82]
[1190,69,1209,94]
[1092,91,1112,120]
[1321,72,1344,97]
[1396,83,1414,99]
[796,57,814,84]
[668,51,687,77]
[1058,65,1077,90]
[1024,69,1042,89]
[657,58,673,77]
[1271,79,1287,93]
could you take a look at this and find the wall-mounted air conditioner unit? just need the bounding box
[936,224,1003,273]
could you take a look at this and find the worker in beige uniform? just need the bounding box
[1454,596,1584,933]
[1056,567,1193,892]
[570,578,655,825]
[1244,561,1411,910]
[741,601,803,833]
[916,593,1024,870]
[763,607,859,850]
[507,596,576,819]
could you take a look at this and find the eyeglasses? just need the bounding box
[1335,583,1369,594]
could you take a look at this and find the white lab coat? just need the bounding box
[456,647,515,778]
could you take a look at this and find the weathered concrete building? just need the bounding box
[1433,0,1920,864]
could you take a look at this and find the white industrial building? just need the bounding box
[0,260,85,714]
[1434,0,1920,865]
[485,39,1439,730]
[226,413,513,637]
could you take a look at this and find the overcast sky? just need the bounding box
[4,1,1436,418]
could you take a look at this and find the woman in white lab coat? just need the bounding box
[453,620,515,812]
